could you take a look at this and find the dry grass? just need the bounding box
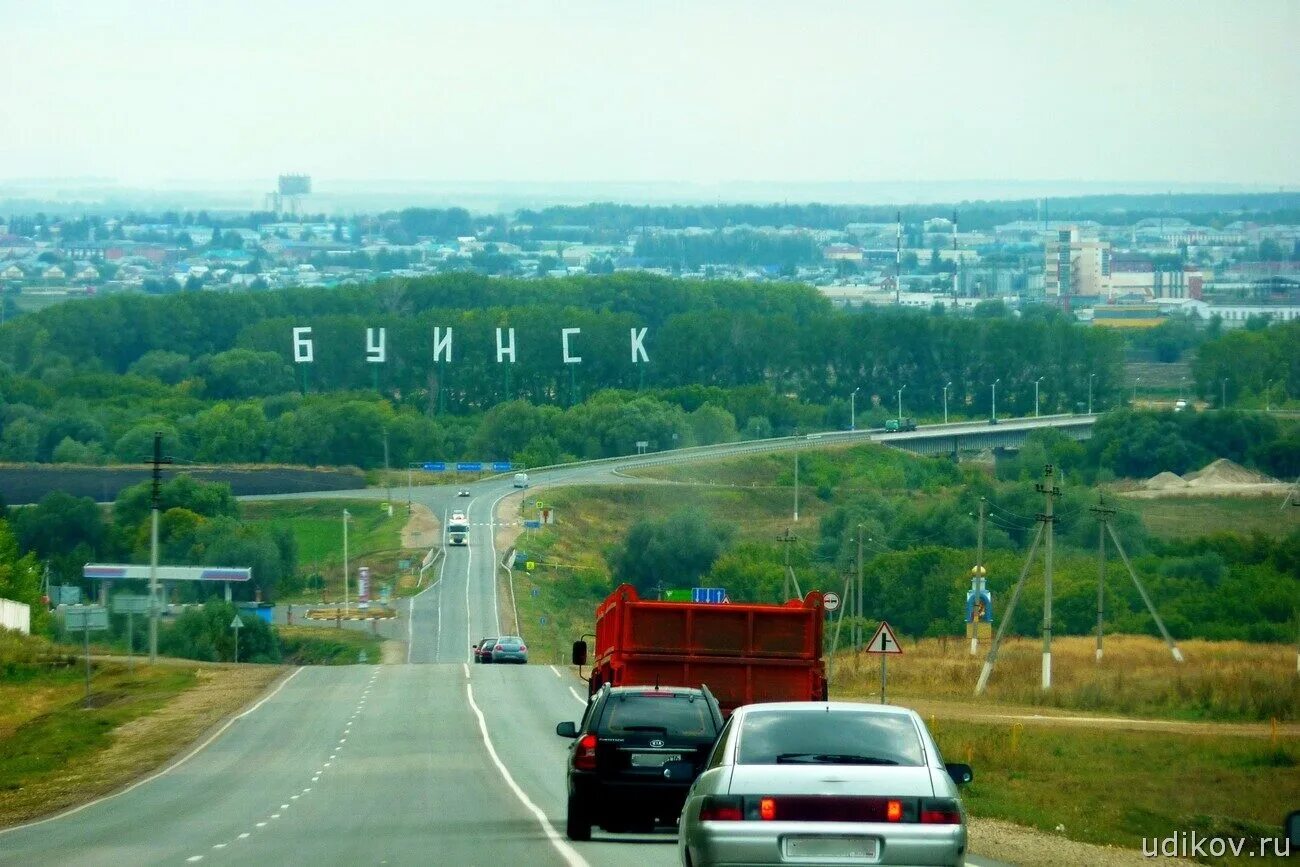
[831,634,1300,723]
[0,635,284,828]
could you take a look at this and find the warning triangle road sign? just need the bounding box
[865,620,902,654]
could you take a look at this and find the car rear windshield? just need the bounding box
[736,710,925,766]
[600,694,715,738]
[496,637,523,648]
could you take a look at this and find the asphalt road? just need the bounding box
[0,430,1027,866]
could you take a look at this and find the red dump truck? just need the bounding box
[572,584,827,716]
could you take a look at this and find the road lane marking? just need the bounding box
[271,814,281,819]
[463,662,470,679]
[465,520,475,662]
[256,822,267,828]
[213,844,226,849]
[187,856,203,862]
[408,537,449,664]
[0,666,305,837]
[568,686,586,705]
[549,665,562,678]
[465,683,587,867]
[280,804,289,809]
[238,833,250,839]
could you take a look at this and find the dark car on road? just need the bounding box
[556,684,724,841]
[472,637,498,663]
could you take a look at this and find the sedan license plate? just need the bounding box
[629,752,681,768]
[783,835,878,861]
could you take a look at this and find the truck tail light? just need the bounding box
[920,798,962,824]
[699,796,744,822]
[573,734,598,771]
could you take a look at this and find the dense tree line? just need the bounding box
[3,475,295,600]
[1193,319,1300,408]
[0,274,1126,470]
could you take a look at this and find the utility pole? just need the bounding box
[793,452,799,522]
[971,498,985,655]
[778,528,796,600]
[897,384,906,422]
[1091,498,1115,661]
[1105,520,1184,663]
[943,382,952,424]
[850,387,860,432]
[148,432,172,664]
[1088,373,1096,415]
[1037,464,1059,689]
[856,526,864,651]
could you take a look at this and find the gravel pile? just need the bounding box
[1143,471,1186,490]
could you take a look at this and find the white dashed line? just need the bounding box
[238,833,250,839]
[303,787,311,793]
[213,844,226,849]
[291,795,299,800]
[549,665,562,678]
[280,804,290,809]
[271,814,281,819]
[323,762,331,767]
[187,856,203,862]
[256,822,267,828]
[568,686,587,705]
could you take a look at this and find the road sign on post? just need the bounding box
[691,587,728,604]
[865,620,901,704]
[230,614,244,663]
[66,605,107,708]
[823,591,841,612]
[112,594,150,672]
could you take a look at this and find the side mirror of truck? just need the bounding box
[555,721,579,739]
[571,640,588,666]
[945,763,973,786]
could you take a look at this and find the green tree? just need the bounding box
[611,508,733,597]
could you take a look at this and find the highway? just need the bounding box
[0,426,1022,866]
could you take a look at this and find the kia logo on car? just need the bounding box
[650,739,664,748]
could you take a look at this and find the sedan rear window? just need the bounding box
[601,695,716,737]
[736,710,925,766]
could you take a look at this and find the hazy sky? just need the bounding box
[3,0,1297,188]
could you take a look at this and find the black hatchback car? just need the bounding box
[555,684,724,841]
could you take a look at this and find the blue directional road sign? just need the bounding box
[523,520,542,529]
[491,461,513,472]
[691,587,728,604]
[422,461,446,472]
[456,462,483,472]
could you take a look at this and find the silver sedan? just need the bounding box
[678,702,972,867]
[491,635,529,664]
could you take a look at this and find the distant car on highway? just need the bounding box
[884,417,917,432]
[457,489,470,497]
[491,635,528,664]
[678,702,972,867]
[556,684,724,841]
[472,637,498,663]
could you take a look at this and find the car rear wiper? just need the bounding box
[774,753,900,765]
[622,725,670,733]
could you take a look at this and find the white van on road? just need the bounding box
[513,472,529,488]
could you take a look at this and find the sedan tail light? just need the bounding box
[920,798,963,824]
[518,645,526,652]
[698,796,744,822]
[573,733,598,771]
[700,796,953,824]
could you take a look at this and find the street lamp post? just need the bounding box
[991,378,1000,422]
[1221,378,1228,409]
[1035,376,1044,418]
[943,381,952,424]
[342,508,350,617]
[1088,373,1096,415]
[851,387,860,432]
[897,384,907,422]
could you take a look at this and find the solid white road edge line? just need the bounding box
[568,686,586,705]
[549,665,562,678]
[465,683,588,867]
[0,666,306,836]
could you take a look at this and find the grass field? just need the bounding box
[933,719,1296,864]
[242,498,410,602]
[1122,495,1300,540]
[0,630,282,826]
[277,625,383,665]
